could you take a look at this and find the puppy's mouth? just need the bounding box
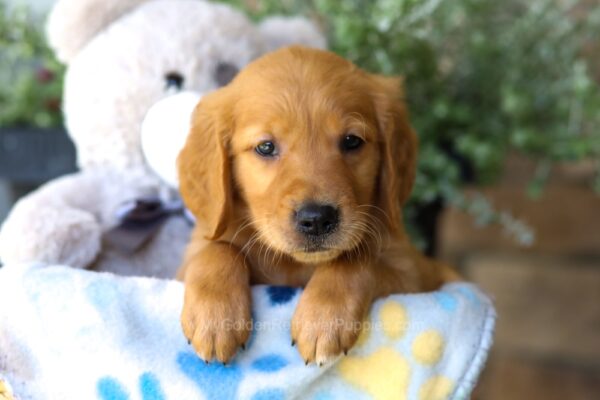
[304,244,328,253]
[291,248,342,264]
[293,236,342,260]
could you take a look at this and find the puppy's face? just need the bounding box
[179,47,417,264]
[231,69,382,263]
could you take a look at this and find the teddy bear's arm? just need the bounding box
[0,171,107,269]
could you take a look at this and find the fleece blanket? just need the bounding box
[0,263,495,400]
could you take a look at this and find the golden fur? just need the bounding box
[176,46,459,365]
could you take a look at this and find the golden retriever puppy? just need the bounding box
[177,46,458,365]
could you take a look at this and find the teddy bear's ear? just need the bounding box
[258,16,327,53]
[46,0,152,63]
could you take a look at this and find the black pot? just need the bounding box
[409,197,445,257]
[0,127,77,184]
[411,141,476,258]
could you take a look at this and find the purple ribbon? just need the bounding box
[104,197,194,253]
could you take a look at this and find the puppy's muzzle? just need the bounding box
[294,203,339,238]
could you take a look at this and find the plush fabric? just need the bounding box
[0,264,495,400]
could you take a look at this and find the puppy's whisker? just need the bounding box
[251,225,283,278]
[355,209,387,234]
[345,224,368,260]
[254,228,271,268]
[231,216,269,246]
[360,222,383,252]
[264,229,286,269]
[353,211,386,250]
[238,230,263,266]
[260,228,275,268]
[240,228,258,253]
[229,217,254,245]
[346,215,383,257]
[357,204,393,226]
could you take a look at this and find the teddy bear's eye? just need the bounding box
[215,62,239,87]
[165,72,185,91]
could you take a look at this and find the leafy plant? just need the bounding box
[0,1,64,128]
[223,0,600,246]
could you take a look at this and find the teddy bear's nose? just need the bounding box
[165,72,185,90]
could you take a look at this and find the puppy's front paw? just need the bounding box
[291,289,367,366]
[181,284,251,363]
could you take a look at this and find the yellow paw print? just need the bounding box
[0,380,15,400]
[340,299,455,400]
[380,301,408,340]
[338,347,411,400]
[419,375,454,400]
[354,300,408,349]
[412,330,445,365]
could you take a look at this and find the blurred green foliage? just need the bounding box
[0,1,64,128]
[223,0,600,245]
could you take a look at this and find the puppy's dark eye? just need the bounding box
[215,62,239,87]
[340,134,365,152]
[255,141,277,157]
[165,72,185,90]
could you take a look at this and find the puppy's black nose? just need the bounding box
[295,203,339,237]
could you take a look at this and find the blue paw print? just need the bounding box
[251,354,289,372]
[138,373,165,400]
[97,284,300,400]
[177,351,293,399]
[457,285,481,307]
[177,351,243,400]
[97,372,164,400]
[86,279,119,309]
[97,377,128,400]
[433,292,457,312]
[266,286,298,305]
[313,392,334,400]
[252,388,286,400]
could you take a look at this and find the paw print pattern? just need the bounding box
[250,388,286,400]
[97,372,164,400]
[177,352,242,400]
[433,292,457,312]
[251,354,289,372]
[175,286,296,399]
[338,347,411,400]
[266,286,299,306]
[97,377,127,400]
[91,284,488,400]
[419,376,455,400]
[412,330,445,366]
[338,297,455,400]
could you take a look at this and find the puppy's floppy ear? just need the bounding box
[370,75,418,234]
[177,90,234,240]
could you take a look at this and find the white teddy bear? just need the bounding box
[0,0,325,278]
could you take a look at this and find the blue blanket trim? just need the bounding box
[451,290,496,400]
